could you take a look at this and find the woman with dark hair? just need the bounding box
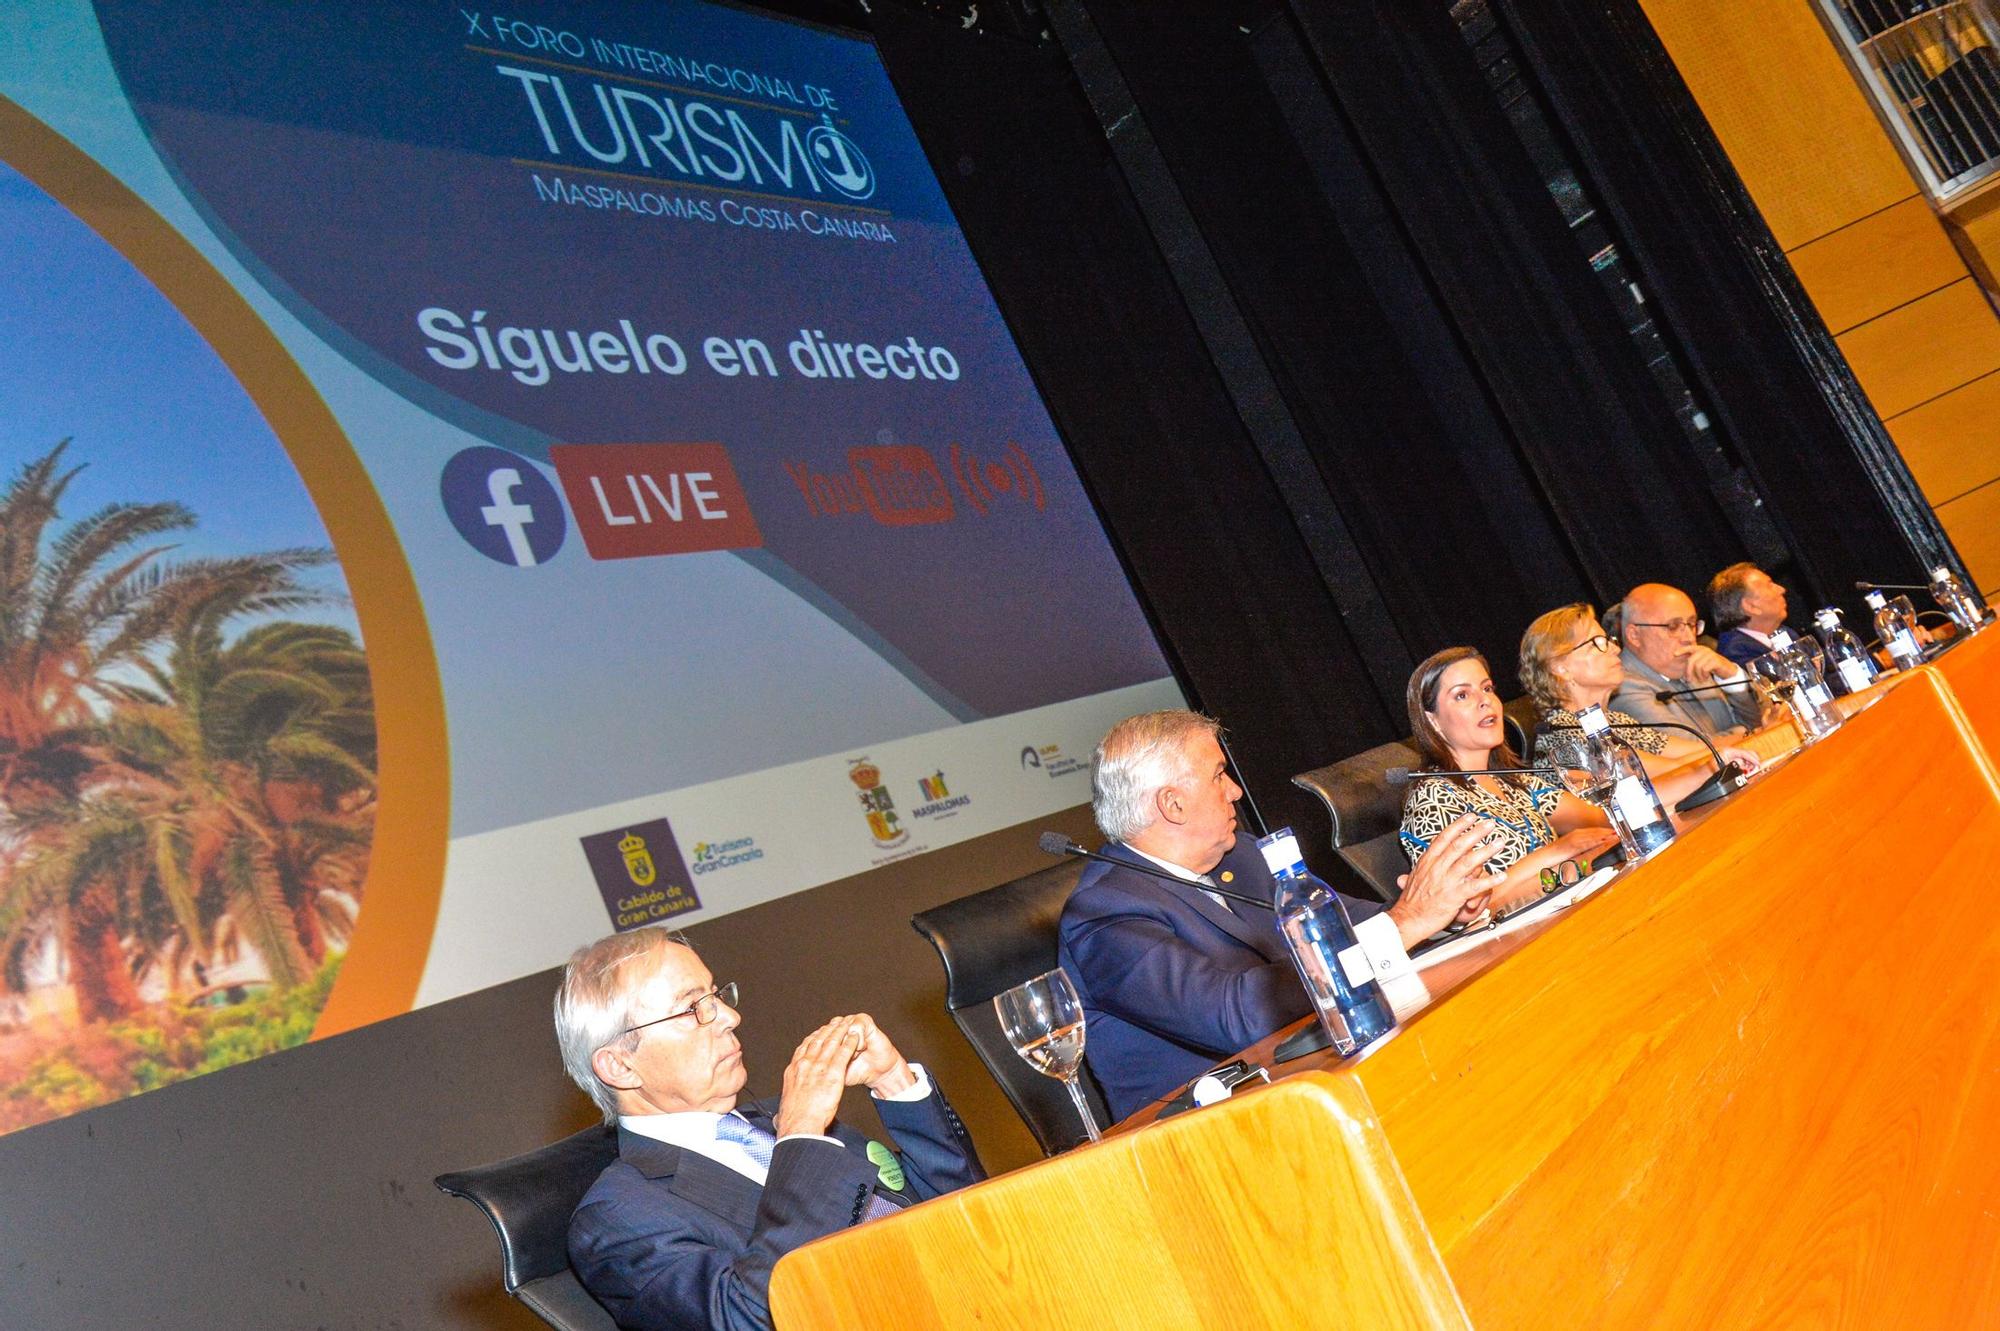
[1399,647,1618,909]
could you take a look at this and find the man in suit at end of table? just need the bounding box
[1057,709,1506,1122]
[1708,562,1792,668]
[1611,582,1767,742]
[559,927,984,1331]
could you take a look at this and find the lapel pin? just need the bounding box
[866,1140,906,1192]
[1219,871,1234,883]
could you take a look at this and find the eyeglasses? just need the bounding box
[1563,633,1616,657]
[624,981,738,1036]
[1629,617,1704,636]
[1539,859,1586,893]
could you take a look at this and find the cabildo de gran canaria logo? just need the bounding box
[467,13,892,239]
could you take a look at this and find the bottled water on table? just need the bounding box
[1750,627,1838,741]
[1931,565,1987,636]
[1264,829,1394,1056]
[1865,589,1925,671]
[1814,607,1878,697]
[1576,704,1674,859]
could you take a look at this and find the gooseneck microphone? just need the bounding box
[1384,765,1563,786]
[1854,580,1929,594]
[1651,680,1750,705]
[1037,832,1273,911]
[1544,721,1747,812]
[1214,729,1270,840]
[1547,718,1728,773]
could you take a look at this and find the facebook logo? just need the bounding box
[439,447,567,567]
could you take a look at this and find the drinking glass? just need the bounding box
[994,967,1100,1143]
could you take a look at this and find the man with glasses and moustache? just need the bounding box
[1610,582,1767,742]
[557,927,983,1331]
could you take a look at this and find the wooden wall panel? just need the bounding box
[1640,0,2000,579]
[1635,0,1919,248]
[1787,194,1959,332]
[1938,480,2000,594]
[1834,278,2000,417]
[1885,369,2000,504]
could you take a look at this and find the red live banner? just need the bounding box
[550,442,764,559]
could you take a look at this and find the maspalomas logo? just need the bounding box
[912,769,971,821]
[579,817,701,930]
[691,836,764,875]
[848,758,907,846]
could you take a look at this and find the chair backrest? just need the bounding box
[911,858,1110,1155]
[1291,738,1422,902]
[435,1124,621,1331]
[1502,694,1540,763]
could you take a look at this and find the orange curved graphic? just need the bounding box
[0,94,450,1038]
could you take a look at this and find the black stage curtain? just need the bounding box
[1488,0,1960,606]
[1072,2,1597,701]
[868,5,1402,847]
[1276,0,1758,602]
[756,0,1956,858]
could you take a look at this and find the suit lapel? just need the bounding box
[1106,841,1272,951]
[617,1125,762,1231]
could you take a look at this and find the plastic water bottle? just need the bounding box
[1768,627,1841,740]
[1263,829,1393,1056]
[1815,607,1878,696]
[1866,589,1925,671]
[1576,704,1675,859]
[1931,565,1986,635]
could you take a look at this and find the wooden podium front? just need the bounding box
[771,660,2000,1329]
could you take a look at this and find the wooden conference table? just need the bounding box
[770,632,2000,1329]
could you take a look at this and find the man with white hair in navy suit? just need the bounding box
[1057,709,1499,1121]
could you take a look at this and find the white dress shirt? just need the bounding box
[622,1063,934,1186]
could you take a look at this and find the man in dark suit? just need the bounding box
[1057,710,1503,1121]
[556,928,983,1330]
[1707,562,1792,667]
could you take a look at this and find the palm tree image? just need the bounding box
[0,442,375,1130]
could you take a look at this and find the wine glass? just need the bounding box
[994,967,1100,1144]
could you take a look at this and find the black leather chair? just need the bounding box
[435,1124,621,1331]
[1502,694,1540,762]
[911,859,1110,1155]
[1291,738,1422,902]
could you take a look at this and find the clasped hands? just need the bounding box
[773,1012,915,1138]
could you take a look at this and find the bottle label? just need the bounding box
[1889,628,1921,662]
[1837,659,1872,694]
[1256,830,1305,879]
[1337,943,1373,989]
[1613,775,1659,828]
[1804,682,1833,709]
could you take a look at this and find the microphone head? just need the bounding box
[1655,690,1676,702]
[1037,831,1077,856]
[1384,766,1412,786]
[1854,580,1875,593]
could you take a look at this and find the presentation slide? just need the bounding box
[0,0,1180,1132]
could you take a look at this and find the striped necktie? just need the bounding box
[714,1114,903,1220]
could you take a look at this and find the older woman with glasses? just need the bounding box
[1398,646,1618,913]
[1519,603,1759,802]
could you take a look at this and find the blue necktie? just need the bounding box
[714,1114,901,1220]
[714,1113,776,1170]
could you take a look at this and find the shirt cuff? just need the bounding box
[1352,914,1414,983]
[774,1132,842,1147]
[870,1061,933,1103]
